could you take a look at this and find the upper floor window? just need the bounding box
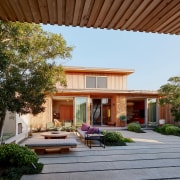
[86,76,107,88]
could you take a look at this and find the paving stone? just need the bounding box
[21,130,180,180]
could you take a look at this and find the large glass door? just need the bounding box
[75,97,87,127]
[102,98,111,125]
[147,98,158,126]
[91,98,111,126]
[91,99,101,125]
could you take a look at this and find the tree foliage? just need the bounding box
[0,20,73,140]
[158,76,180,122]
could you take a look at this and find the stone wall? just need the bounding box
[115,96,127,127]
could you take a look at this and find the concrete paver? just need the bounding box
[21,130,180,180]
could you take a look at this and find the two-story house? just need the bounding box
[30,66,160,130]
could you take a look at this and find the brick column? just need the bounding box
[116,96,127,127]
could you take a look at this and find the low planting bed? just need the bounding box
[102,131,133,146]
[127,122,145,133]
[0,144,43,180]
[154,124,180,136]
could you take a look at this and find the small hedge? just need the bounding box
[154,124,180,136]
[127,122,145,133]
[102,131,133,146]
[0,144,43,180]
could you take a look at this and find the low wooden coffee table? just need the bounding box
[41,132,68,139]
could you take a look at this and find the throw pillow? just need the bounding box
[81,123,90,131]
[87,127,99,134]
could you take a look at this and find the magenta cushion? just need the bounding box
[81,123,90,131]
[86,127,99,134]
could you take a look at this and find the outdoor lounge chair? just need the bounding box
[46,122,56,131]
[54,119,62,130]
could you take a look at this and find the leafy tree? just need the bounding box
[0,21,73,142]
[158,76,180,122]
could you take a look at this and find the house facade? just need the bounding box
[2,66,175,143]
[30,66,162,130]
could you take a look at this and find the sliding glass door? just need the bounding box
[91,98,111,126]
[147,98,158,126]
[75,97,87,127]
[91,99,101,125]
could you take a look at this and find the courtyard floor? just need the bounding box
[21,129,180,180]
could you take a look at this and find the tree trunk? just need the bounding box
[0,109,6,144]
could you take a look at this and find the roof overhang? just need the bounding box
[64,66,134,75]
[55,88,159,97]
[0,0,179,35]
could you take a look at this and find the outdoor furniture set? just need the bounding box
[77,123,105,148]
[25,123,105,154]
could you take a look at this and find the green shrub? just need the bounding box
[103,131,126,146]
[165,125,180,135]
[127,122,144,133]
[0,144,43,180]
[153,126,161,133]
[0,144,38,167]
[158,124,174,134]
[1,163,43,180]
[123,137,134,143]
[154,124,171,134]
[154,124,180,136]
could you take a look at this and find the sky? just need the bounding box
[42,24,180,91]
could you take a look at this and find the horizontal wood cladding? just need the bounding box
[64,72,127,90]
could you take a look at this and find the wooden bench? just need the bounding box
[25,139,77,154]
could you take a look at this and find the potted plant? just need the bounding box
[119,115,127,121]
[119,115,127,127]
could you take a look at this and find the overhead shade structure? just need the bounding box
[0,0,179,35]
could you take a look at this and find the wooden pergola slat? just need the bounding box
[121,0,152,30]
[0,0,179,35]
[19,0,34,23]
[28,0,41,23]
[114,0,142,29]
[101,0,123,29]
[94,0,113,28]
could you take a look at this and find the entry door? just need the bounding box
[92,99,101,125]
[59,105,73,121]
[147,98,158,126]
[75,97,87,126]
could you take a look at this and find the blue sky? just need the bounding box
[42,25,180,91]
